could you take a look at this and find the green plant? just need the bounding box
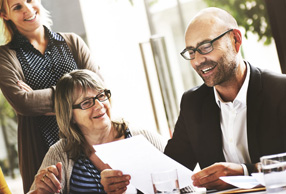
[203,0,272,45]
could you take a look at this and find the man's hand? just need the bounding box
[191,162,244,190]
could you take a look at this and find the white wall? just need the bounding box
[79,0,281,138]
[241,30,281,73]
[150,0,281,91]
[79,0,170,137]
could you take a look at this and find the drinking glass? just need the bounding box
[260,152,286,194]
[151,169,180,194]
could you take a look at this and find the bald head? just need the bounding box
[183,7,245,91]
[185,7,238,42]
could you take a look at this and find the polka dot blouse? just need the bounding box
[10,26,78,148]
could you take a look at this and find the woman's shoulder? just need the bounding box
[129,127,151,137]
[0,44,15,56]
[129,127,168,152]
[48,139,67,153]
[38,140,65,165]
[57,32,87,58]
[129,126,161,137]
[42,139,70,166]
[58,32,81,44]
[0,44,17,67]
[0,44,9,50]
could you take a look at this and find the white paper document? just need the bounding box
[93,135,194,194]
[220,175,262,189]
[251,172,265,186]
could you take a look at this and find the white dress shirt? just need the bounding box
[214,62,252,174]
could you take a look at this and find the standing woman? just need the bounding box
[0,0,101,192]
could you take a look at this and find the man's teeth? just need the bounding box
[202,66,215,74]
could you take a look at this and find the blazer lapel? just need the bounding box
[199,88,225,168]
[246,63,263,163]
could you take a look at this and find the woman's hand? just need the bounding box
[33,162,62,194]
[17,80,33,92]
[17,80,56,116]
[101,169,131,194]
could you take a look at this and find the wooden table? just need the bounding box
[207,187,266,194]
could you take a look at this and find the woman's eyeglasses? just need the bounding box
[72,89,111,110]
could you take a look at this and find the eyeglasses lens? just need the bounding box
[80,91,110,110]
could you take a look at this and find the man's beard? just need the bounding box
[196,55,237,87]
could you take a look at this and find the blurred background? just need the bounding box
[0,0,284,193]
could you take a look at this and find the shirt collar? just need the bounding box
[10,25,64,49]
[214,61,250,108]
[45,26,64,42]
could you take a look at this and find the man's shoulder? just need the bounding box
[252,66,286,88]
[248,64,286,100]
[249,63,286,81]
[183,84,213,99]
[260,68,286,81]
[179,84,214,109]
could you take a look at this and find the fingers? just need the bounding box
[192,164,218,180]
[192,171,228,190]
[191,162,243,190]
[17,80,33,92]
[43,173,61,193]
[104,163,112,169]
[56,162,62,181]
[46,165,62,192]
[35,173,55,193]
[195,178,232,190]
[102,169,124,178]
[35,165,62,193]
[101,169,130,194]
[27,188,53,194]
[106,187,127,194]
[255,162,262,173]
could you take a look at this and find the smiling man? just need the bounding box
[164,7,286,190]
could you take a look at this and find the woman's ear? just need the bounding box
[72,117,76,124]
[232,29,242,52]
[0,12,9,21]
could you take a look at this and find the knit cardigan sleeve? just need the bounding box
[129,128,168,152]
[29,140,74,194]
[29,129,167,193]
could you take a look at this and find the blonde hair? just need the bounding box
[0,0,53,44]
[55,69,127,160]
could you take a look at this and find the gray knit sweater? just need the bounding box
[30,128,167,193]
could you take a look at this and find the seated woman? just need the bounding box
[28,69,167,194]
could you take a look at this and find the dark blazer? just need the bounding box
[164,62,286,173]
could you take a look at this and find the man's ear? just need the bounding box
[232,29,242,52]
